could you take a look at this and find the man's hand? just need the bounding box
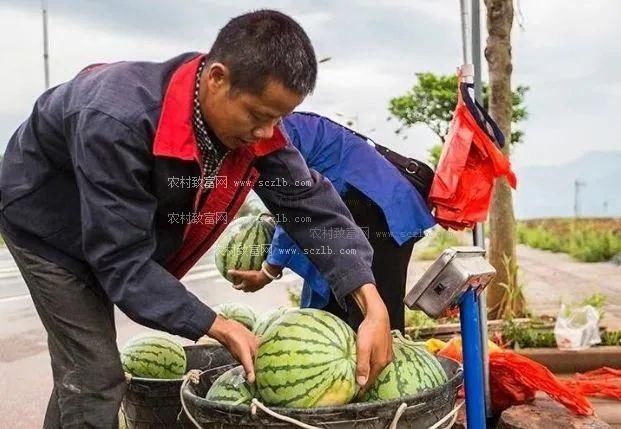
[351,283,393,395]
[207,315,259,382]
[228,263,283,293]
[228,269,271,293]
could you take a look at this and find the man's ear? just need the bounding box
[205,62,230,92]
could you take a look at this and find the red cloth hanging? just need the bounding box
[564,368,621,401]
[437,336,594,416]
[429,76,517,230]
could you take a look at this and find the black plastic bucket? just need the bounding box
[180,357,463,429]
[121,343,236,429]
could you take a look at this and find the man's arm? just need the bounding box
[70,110,213,340]
[70,109,261,379]
[253,140,376,305]
[253,138,392,391]
[265,224,296,268]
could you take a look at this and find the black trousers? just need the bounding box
[323,188,417,333]
[0,226,125,429]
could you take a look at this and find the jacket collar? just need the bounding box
[153,54,204,161]
[153,53,287,161]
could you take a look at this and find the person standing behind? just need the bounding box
[230,112,435,333]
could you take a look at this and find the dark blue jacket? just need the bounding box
[0,53,375,340]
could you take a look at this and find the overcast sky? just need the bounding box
[0,0,619,168]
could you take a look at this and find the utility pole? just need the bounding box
[469,0,492,419]
[574,179,586,218]
[42,0,50,89]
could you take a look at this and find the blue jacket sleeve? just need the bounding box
[69,109,216,341]
[254,135,376,305]
[266,224,298,267]
[284,112,436,244]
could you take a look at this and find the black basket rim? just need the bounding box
[181,357,463,416]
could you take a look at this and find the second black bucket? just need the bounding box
[180,357,463,429]
[121,342,236,429]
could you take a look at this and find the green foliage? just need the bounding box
[388,72,529,164]
[601,330,621,346]
[404,309,437,340]
[569,228,621,262]
[416,229,463,261]
[494,254,528,320]
[427,144,443,169]
[500,319,557,349]
[517,219,621,262]
[580,293,607,320]
[389,73,458,140]
[501,318,620,348]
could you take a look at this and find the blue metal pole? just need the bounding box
[460,288,486,429]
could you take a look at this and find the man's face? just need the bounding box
[201,63,305,150]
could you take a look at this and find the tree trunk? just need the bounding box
[484,0,522,319]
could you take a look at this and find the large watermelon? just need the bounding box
[212,303,257,331]
[255,309,357,408]
[120,334,187,379]
[253,306,291,337]
[215,213,275,282]
[360,332,447,402]
[205,365,256,405]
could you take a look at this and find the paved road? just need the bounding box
[0,247,298,428]
[1,243,619,428]
[516,244,621,329]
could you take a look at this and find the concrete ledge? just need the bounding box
[516,346,621,373]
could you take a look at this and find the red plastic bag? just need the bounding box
[564,367,621,400]
[429,76,517,230]
[437,337,593,415]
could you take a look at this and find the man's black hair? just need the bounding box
[208,9,317,96]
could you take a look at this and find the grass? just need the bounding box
[493,254,528,320]
[499,318,557,349]
[602,330,621,346]
[415,228,464,260]
[404,308,437,339]
[517,218,621,262]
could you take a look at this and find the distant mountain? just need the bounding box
[514,151,621,219]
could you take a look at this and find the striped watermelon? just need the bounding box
[120,334,186,379]
[215,213,275,282]
[255,309,357,408]
[212,303,257,331]
[205,365,256,405]
[253,306,291,337]
[360,331,447,402]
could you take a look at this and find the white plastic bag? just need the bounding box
[554,304,601,350]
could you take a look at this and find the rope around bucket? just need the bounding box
[180,370,463,429]
[249,399,462,429]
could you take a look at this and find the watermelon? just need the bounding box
[120,334,186,379]
[360,331,447,402]
[253,306,290,337]
[215,213,275,282]
[255,309,357,408]
[212,303,257,331]
[205,365,257,405]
